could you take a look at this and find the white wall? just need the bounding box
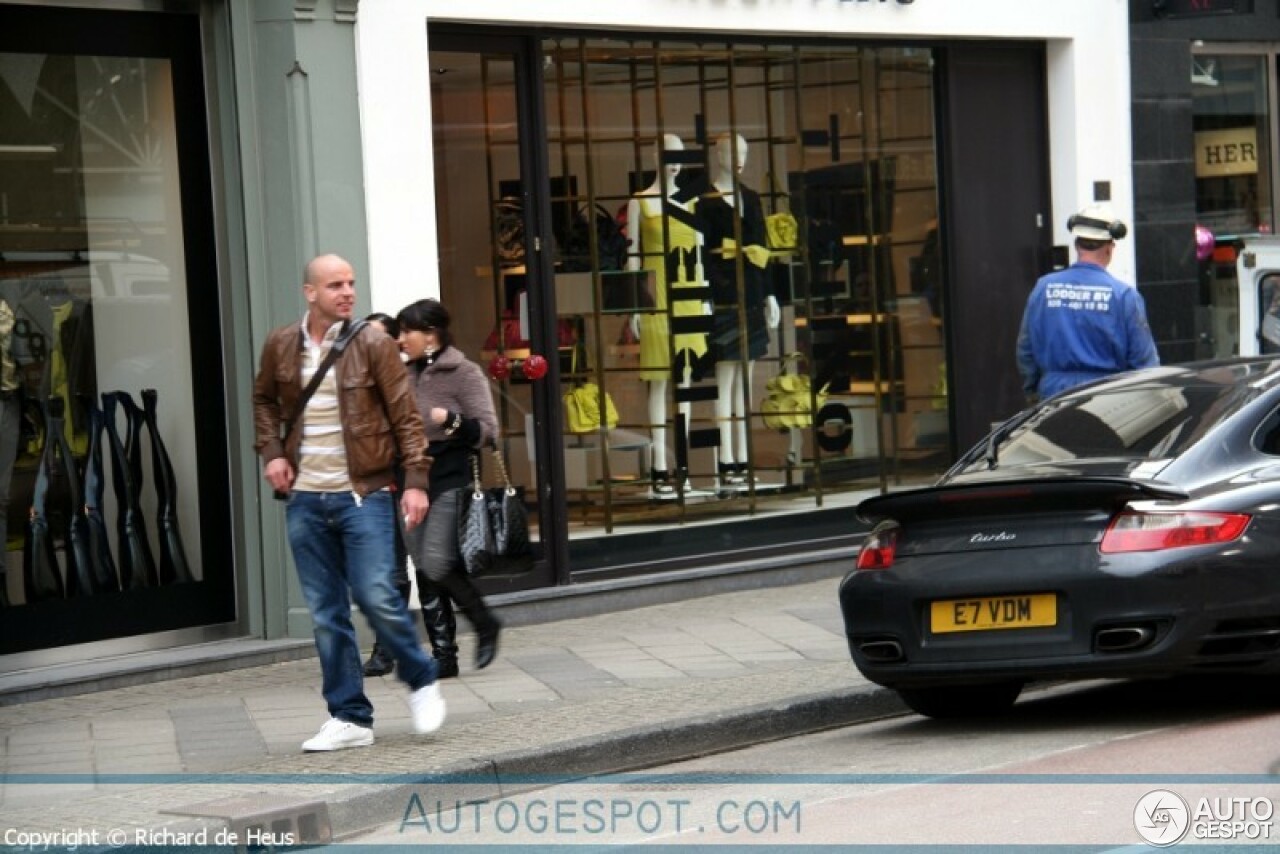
[356,0,1134,306]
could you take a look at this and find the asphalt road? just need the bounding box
[345,675,1280,848]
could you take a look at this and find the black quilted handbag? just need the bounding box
[493,198,526,263]
[457,447,534,577]
[560,203,629,272]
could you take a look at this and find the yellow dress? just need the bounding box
[635,196,708,381]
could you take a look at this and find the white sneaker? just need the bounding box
[301,717,374,752]
[409,683,447,734]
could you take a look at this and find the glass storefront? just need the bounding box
[0,7,232,657]
[428,33,947,572]
[1195,48,1276,360]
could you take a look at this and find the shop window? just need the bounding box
[1194,52,1273,361]
[429,32,948,557]
[546,39,947,536]
[0,6,232,656]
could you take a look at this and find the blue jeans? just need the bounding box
[286,489,436,727]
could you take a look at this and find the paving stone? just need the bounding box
[0,578,887,841]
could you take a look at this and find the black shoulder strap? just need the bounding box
[284,318,368,438]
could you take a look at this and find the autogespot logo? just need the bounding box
[1134,789,1191,847]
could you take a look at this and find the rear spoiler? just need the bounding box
[856,477,1189,525]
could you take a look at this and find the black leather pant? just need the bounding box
[402,489,497,660]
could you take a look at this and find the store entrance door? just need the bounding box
[942,44,1053,451]
[427,32,559,591]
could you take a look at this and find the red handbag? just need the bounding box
[482,311,529,357]
[483,309,578,353]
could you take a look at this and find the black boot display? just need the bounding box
[420,584,460,678]
[23,398,64,602]
[362,580,411,677]
[436,570,501,670]
[80,394,119,593]
[48,397,96,597]
[142,389,192,585]
[102,391,156,589]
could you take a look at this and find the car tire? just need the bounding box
[896,682,1024,719]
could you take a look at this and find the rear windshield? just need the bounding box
[964,379,1258,469]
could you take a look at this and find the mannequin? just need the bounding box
[700,133,780,489]
[626,134,709,498]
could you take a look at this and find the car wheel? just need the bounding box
[896,682,1024,719]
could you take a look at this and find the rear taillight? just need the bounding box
[856,525,899,570]
[1100,511,1250,554]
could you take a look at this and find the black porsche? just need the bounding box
[839,357,1280,718]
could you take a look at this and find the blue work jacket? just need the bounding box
[1016,262,1159,399]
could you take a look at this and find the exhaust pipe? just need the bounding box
[1095,625,1156,653]
[858,639,904,662]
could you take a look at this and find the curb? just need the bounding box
[324,684,907,840]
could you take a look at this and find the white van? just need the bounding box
[1235,235,1280,357]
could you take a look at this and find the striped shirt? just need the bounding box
[292,317,352,493]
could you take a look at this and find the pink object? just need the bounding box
[488,355,511,381]
[522,353,549,380]
[1195,225,1215,261]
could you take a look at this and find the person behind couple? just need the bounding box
[393,298,503,675]
[251,253,445,752]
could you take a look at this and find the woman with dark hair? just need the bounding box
[393,298,502,675]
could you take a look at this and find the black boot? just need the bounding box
[421,587,460,678]
[362,642,394,677]
[437,570,502,669]
[471,604,502,670]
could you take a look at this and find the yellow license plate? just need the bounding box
[931,594,1057,633]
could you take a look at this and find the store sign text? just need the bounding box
[1195,127,1259,178]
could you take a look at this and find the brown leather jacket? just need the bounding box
[252,319,430,495]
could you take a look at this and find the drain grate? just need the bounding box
[163,794,332,850]
[229,802,331,850]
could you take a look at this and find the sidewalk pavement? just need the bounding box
[0,575,908,848]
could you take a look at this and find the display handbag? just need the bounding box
[761,352,829,430]
[561,346,618,433]
[765,211,799,251]
[563,382,619,433]
[457,446,534,578]
[493,197,526,263]
[560,203,630,272]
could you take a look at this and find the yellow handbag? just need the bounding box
[563,382,619,433]
[765,212,799,251]
[761,353,828,430]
